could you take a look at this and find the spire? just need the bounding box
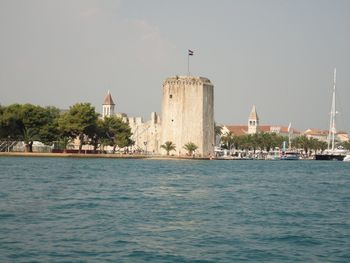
[103,91,115,105]
[249,105,259,121]
[102,91,115,118]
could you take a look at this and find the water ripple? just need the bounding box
[0,158,349,262]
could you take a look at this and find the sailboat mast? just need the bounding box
[328,68,336,151]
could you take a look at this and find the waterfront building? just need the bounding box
[222,105,301,138]
[161,76,215,157]
[304,129,349,143]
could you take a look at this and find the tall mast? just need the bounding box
[327,68,336,151]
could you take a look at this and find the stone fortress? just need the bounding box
[103,76,215,157]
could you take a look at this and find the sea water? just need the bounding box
[0,157,349,262]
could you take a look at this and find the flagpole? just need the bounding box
[187,53,190,76]
[187,49,193,76]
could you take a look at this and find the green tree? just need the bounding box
[183,142,198,156]
[160,141,176,155]
[291,135,325,156]
[0,104,60,152]
[89,118,105,152]
[58,103,98,153]
[101,116,133,153]
[340,140,350,150]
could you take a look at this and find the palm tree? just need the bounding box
[221,132,234,150]
[160,141,176,155]
[214,123,223,145]
[183,142,198,156]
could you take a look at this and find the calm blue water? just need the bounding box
[0,157,349,262]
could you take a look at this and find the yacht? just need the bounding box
[315,68,346,161]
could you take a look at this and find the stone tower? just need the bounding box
[102,91,115,118]
[248,105,259,134]
[161,76,214,157]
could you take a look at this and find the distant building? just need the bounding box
[304,128,349,143]
[222,105,301,138]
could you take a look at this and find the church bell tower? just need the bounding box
[248,105,259,134]
[102,91,115,118]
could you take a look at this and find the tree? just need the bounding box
[101,116,133,153]
[89,118,105,152]
[0,104,60,152]
[183,142,198,156]
[292,135,326,156]
[221,132,235,151]
[340,140,350,150]
[214,123,223,137]
[214,123,223,145]
[58,103,98,153]
[160,141,176,155]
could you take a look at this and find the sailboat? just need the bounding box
[280,123,300,160]
[315,68,347,161]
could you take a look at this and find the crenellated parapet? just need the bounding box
[163,76,213,87]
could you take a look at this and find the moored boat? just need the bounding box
[343,154,350,162]
[315,68,346,161]
[315,149,347,161]
[280,151,300,160]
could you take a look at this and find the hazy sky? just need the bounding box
[1,0,350,132]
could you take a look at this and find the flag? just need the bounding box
[188,49,194,56]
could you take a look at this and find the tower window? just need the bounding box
[169,94,173,98]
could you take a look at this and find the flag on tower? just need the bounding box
[188,49,194,56]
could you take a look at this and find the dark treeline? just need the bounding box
[0,103,133,153]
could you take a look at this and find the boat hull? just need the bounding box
[343,155,350,162]
[315,154,345,161]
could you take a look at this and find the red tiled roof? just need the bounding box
[225,125,248,136]
[224,124,301,135]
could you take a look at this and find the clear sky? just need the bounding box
[1,0,350,132]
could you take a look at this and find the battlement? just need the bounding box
[163,76,212,87]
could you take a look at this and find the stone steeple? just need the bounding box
[102,90,115,118]
[248,105,259,134]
